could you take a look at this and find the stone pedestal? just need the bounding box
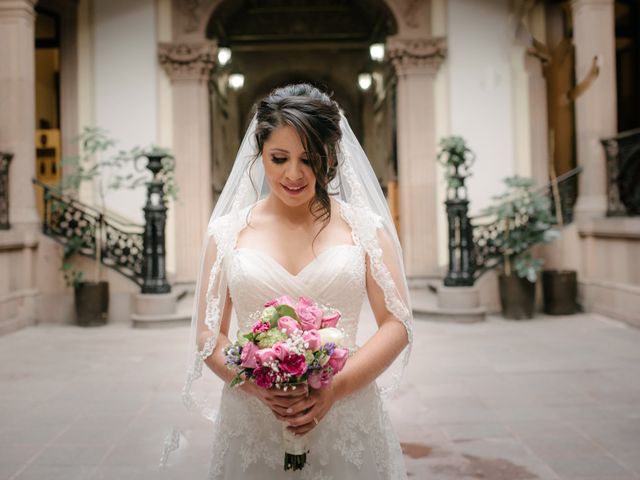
[411,281,486,323]
[571,0,617,220]
[0,0,39,229]
[388,37,446,279]
[130,291,190,328]
[158,41,216,285]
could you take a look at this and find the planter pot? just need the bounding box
[542,270,578,315]
[498,274,535,320]
[74,281,109,326]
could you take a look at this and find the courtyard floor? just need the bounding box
[1,310,639,479]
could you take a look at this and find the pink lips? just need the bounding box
[281,183,307,195]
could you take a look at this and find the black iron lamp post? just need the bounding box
[438,137,476,287]
[0,151,13,230]
[141,152,171,294]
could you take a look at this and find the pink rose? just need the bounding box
[279,353,308,377]
[277,316,300,336]
[239,342,260,369]
[327,348,349,374]
[320,310,341,329]
[264,295,296,308]
[255,348,277,366]
[254,366,276,389]
[272,341,290,361]
[295,297,323,331]
[251,321,270,334]
[302,330,321,351]
[308,370,333,389]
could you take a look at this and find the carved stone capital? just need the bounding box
[387,37,447,75]
[158,41,217,81]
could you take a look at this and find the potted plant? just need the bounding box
[481,176,559,319]
[56,127,176,326]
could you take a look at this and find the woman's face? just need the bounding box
[262,125,317,208]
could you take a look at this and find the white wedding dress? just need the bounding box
[206,239,407,479]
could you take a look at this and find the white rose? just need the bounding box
[318,327,344,347]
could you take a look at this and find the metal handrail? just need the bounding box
[32,179,145,286]
[468,167,582,281]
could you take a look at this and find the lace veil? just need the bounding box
[161,109,413,464]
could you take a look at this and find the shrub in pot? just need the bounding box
[60,235,108,326]
[480,176,559,319]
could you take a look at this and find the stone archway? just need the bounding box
[160,0,446,284]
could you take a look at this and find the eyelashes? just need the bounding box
[270,156,310,166]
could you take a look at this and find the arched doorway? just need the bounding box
[160,0,445,283]
[205,0,398,204]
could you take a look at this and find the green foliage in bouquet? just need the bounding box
[480,176,559,283]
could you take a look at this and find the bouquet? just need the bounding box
[223,294,348,471]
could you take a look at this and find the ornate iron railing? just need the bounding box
[0,151,13,230]
[470,167,582,281]
[601,128,640,216]
[34,179,145,286]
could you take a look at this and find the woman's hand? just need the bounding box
[241,381,309,419]
[277,386,337,436]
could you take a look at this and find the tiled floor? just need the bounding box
[1,311,639,479]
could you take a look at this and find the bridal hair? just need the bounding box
[252,83,342,225]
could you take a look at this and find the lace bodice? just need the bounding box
[224,243,366,348]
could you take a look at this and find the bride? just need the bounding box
[174,83,413,479]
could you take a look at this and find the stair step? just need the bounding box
[410,285,487,323]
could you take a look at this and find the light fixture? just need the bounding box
[358,73,373,91]
[228,73,245,90]
[369,43,385,62]
[217,47,232,66]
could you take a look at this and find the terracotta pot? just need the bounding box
[542,270,578,315]
[498,274,535,320]
[74,281,109,326]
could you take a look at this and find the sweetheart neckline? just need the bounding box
[232,244,361,278]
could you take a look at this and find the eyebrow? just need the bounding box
[268,148,308,157]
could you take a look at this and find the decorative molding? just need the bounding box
[0,0,37,18]
[387,37,446,75]
[179,0,209,33]
[158,41,217,81]
[400,0,421,29]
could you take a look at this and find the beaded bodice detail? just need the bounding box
[224,243,366,348]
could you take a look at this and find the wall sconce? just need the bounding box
[369,43,385,62]
[358,73,373,91]
[228,73,245,90]
[217,47,232,66]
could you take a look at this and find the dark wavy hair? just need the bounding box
[252,83,342,227]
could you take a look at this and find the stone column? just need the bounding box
[388,37,446,280]
[0,0,39,229]
[158,41,216,285]
[571,0,617,219]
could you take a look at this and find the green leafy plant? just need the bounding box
[480,176,559,282]
[60,235,86,288]
[56,127,178,285]
[436,135,475,191]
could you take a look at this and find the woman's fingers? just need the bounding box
[287,418,316,435]
[286,408,318,428]
[285,396,316,416]
[271,385,308,398]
